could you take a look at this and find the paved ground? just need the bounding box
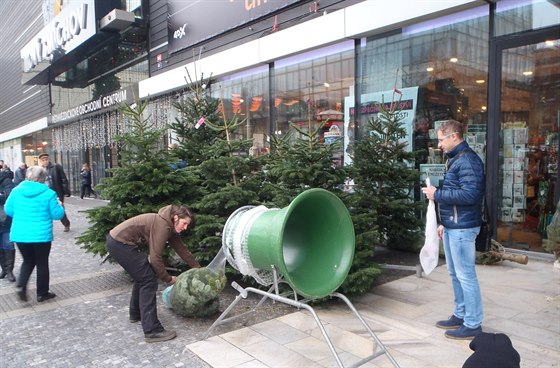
[2,197,558,368]
[0,196,292,368]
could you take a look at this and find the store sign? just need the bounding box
[52,86,135,124]
[167,0,301,54]
[20,0,96,73]
[420,164,446,188]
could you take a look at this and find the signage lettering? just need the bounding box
[52,89,128,124]
[21,2,92,73]
[173,24,186,39]
[245,0,269,11]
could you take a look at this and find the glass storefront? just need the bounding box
[30,1,558,245]
[211,66,270,155]
[495,0,560,36]
[357,6,489,192]
[495,38,559,251]
[208,42,355,164]
[274,42,355,166]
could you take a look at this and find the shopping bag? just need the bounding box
[420,179,439,275]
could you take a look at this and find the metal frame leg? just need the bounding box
[203,282,399,368]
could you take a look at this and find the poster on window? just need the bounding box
[343,87,419,165]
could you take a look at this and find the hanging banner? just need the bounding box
[168,0,301,54]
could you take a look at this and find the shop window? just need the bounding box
[495,0,560,36]
[273,41,355,166]
[357,6,490,186]
[211,66,270,156]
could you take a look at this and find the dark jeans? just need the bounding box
[16,242,52,296]
[80,184,95,199]
[106,235,163,334]
[0,232,15,251]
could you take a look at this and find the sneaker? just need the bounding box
[144,329,177,343]
[436,315,464,330]
[37,291,56,302]
[64,226,70,232]
[445,325,482,340]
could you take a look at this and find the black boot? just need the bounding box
[0,249,6,279]
[16,285,27,302]
[5,249,16,282]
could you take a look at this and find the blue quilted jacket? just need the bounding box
[435,141,485,229]
[5,181,65,242]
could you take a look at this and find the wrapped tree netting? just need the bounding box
[163,249,227,317]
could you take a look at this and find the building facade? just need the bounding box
[0,0,558,252]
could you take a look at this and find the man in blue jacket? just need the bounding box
[422,119,485,340]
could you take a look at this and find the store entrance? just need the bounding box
[495,35,559,252]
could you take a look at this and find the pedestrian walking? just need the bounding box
[422,119,485,340]
[0,168,16,282]
[80,163,96,199]
[13,162,27,185]
[106,204,200,343]
[5,166,65,302]
[38,153,71,231]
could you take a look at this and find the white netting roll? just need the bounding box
[222,205,274,286]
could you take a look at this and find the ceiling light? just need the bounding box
[323,82,330,88]
[449,57,458,63]
[522,71,533,76]
[426,67,434,72]
[476,80,485,84]
[481,106,487,111]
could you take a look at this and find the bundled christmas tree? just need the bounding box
[76,100,200,258]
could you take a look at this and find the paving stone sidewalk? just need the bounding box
[0,196,292,368]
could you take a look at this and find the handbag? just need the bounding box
[476,198,492,252]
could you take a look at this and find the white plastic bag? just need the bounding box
[420,178,439,275]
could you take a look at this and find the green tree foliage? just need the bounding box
[352,94,424,252]
[169,73,263,265]
[76,100,200,258]
[262,100,348,208]
[169,70,222,167]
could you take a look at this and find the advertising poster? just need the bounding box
[344,87,419,165]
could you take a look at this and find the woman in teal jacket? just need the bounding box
[5,165,65,302]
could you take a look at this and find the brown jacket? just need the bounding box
[109,205,200,282]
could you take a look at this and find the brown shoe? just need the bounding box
[144,329,177,343]
[64,226,70,232]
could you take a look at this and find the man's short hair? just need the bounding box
[438,120,464,139]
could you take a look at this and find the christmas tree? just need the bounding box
[262,97,348,208]
[351,91,424,252]
[169,72,264,265]
[76,100,199,258]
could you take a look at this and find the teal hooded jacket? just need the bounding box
[5,181,65,243]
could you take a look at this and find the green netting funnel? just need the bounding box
[222,188,355,299]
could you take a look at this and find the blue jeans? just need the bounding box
[443,227,483,328]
